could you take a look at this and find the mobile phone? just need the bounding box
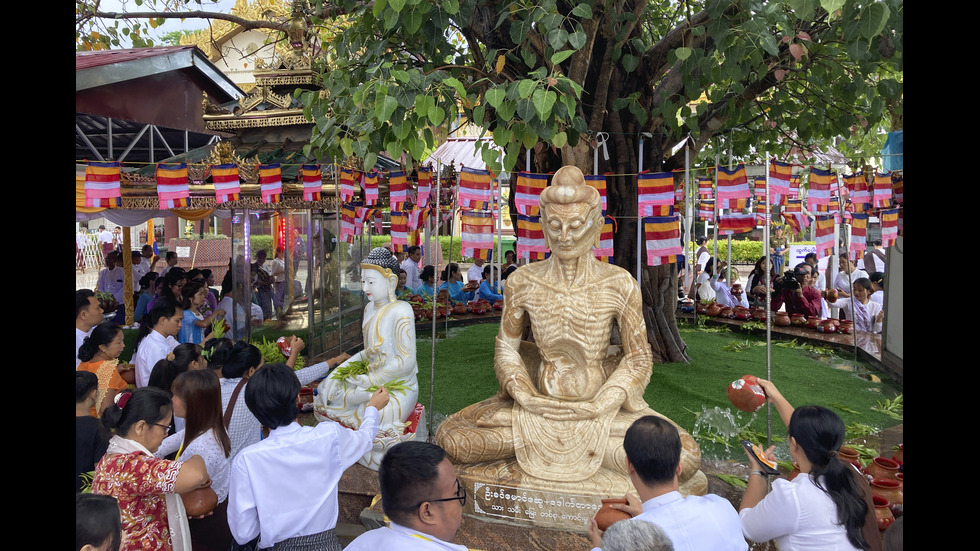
[741,439,780,476]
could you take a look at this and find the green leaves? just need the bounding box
[532,88,557,120]
[858,2,890,39]
[485,88,506,109]
[674,47,692,61]
[375,96,398,125]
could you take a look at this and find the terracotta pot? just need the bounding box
[493,300,504,310]
[806,316,822,330]
[864,457,900,480]
[594,498,632,531]
[825,288,839,302]
[873,495,894,531]
[892,444,903,465]
[735,307,752,320]
[838,446,860,464]
[453,303,467,315]
[774,312,792,327]
[727,374,766,413]
[719,306,733,318]
[819,319,837,333]
[871,478,903,508]
[696,303,709,314]
[181,486,218,517]
[790,313,807,326]
[839,319,854,334]
[706,303,723,317]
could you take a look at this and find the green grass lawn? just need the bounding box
[413,322,902,461]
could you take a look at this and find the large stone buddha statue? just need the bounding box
[314,247,421,469]
[436,166,706,500]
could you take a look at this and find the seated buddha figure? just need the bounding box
[436,166,705,496]
[314,247,421,469]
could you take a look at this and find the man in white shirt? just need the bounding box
[228,363,390,550]
[863,239,886,273]
[345,441,468,551]
[588,416,747,551]
[833,253,869,298]
[76,289,103,368]
[401,245,423,290]
[139,244,156,275]
[96,251,126,304]
[97,225,113,257]
[466,257,485,285]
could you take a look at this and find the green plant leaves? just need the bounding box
[485,88,506,109]
[859,2,890,39]
[675,47,692,61]
[532,88,557,120]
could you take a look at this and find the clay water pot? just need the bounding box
[735,307,752,320]
[825,288,839,302]
[790,313,807,326]
[706,303,723,317]
[493,300,504,310]
[806,316,822,330]
[453,303,467,315]
[892,444,903,465]
[774,312,792,327]
[839,319,854,334]
[719,306,733,318]
[871,478,903,508]
[727,375,766,413]
[181,486,218,517]
[697,303,709,315]
[594,498,632,531]
[819,319,837,333]
[864,457,900,480]
[873,496,894,531]
[838,446,860,464]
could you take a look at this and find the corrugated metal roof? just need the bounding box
[425,137,501,172]
[75,45,199,71]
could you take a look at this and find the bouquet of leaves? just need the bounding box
[366,379,412,395]
[249,337,305,370]
[330,359,369,380]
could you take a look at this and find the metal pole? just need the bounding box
[428,160,441,442]
[684,143,693,295]
[764,155,772,448]
[834,169,859,360]
[336,158,343,354]
[636,136,644,282]
[726,149,733,284]
[712,147,719,276]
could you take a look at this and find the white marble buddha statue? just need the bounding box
[314,247,421,469]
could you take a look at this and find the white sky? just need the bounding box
[94,0,239,47]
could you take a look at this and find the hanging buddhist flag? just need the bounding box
[644,214,681,266]
[515,172,548,216]
[84,161,122,208]
[782,199,810,234]
[806,167,835,211]
[156,163,191,208]
[880,208,899,246]
[363,171,380,206]
[769,160,792,204]
[300,164,323,201]
[388,171,408,211]
[755,198,770,225]
[814,215,836,258]
[390,211,408,247]
[211,163,241,203]
[698,199,715,222]
[753,177,766,202]
[698,176,714,200]
[517,214,548,259]
[845,172,870,213]
[353,202,367,236]
[408,208,428,231]
[257,163,282,204]
[458,167,493,210]
[817,195,842,224]
[849,213,868,261]
[340,203,356,243]
[716,164,749,209]
[340,169,356,202]
[585,175,608,214]
[416,166,432,208]
[718,213,755,236]
[638,172,675,216]
[462,209,494,260]
[872,173,893,208]
[891,173,903,204]
[594,216,615,263]
[788,175,801,199]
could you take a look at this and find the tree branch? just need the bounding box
[86,9,289,32]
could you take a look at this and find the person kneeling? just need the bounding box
[228,363,389,550]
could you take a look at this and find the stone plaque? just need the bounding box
[468,481,601,531]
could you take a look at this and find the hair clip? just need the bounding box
[115,391,132,409]
[166,353,176,361]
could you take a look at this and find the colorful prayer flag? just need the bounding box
[390,211,408,247]
[585,175,608,214]
[880,208,899,246]
[258,163,282,204]
[638,172,675,216]
[697,176,714,200]
[849,213,868,261]
[211,163,241,203]
[408,208,428,231]
[594,216,615,263]
[517,214,548,259]
[814,215,836,258]
[716,164,750,209]
[644,215,681,266]
[782,199,810,234]
[84,161,122,208]
[363,171,380,206]
[340,169,356,202]
[461,210,494,259]
[768,160,793,204]
[698,199,715,222]
[873,173,893,208]
[515,172,548,216]
[806,167,835,211]
[788,175,801,199]
[388,171,408,211]
[156,163,191,208]
[891,173,903,204]
[353,202,367,236]
[416,166,432,208]
[845,172,870,214]
[340,203,356,243]
[300,164,322,201]
[458,167,493,210]
[718,213,755,236]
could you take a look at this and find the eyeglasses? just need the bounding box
[416,479,466,509]
[151,422,171,431]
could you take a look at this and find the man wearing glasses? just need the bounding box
[346,441,468,550]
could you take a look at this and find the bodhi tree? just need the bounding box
[78,0,903,362]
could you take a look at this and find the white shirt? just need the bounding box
[76,232,91,249]
[132,329,179,388]
[158,264,173,279]
[833,269,869,292]
[401,258,422,290]
[98,230,113,245]
[346,522,469,551]
[76,327,93,369]
[157,428,231,503]
[269,258,286,283]
[140,257,152,274]
[466,264,483,284]
[631,491,747,551]
[97,266,125,303]
[228,407,380,548]
[221,360,333,461]
[740,474,861,551]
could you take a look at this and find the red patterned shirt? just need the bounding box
[92,451,182,551]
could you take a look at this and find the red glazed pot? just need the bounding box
[719,306,733,318]
[839,319,854,334]
[864,457,900,480]
[774,312,792,327]
[806,316,822,330]
[727,375,766,413]
[819,319,837,333]
[873,496,894,531]
[871,478,903,508]
[594,498,633,531]
[790,313,807,326]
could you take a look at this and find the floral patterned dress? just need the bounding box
[92,451,182,551]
